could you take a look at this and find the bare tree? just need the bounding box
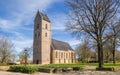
[19,47,32,64]
[103,45,112,63]
[0,37,14,63]
[107,21,120,64]
[115,50,120,62]
[66,0,120,68]
[76,39,91,63]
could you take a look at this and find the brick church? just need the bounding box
[33,11,75,64]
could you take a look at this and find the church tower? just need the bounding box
[33,11,51,64]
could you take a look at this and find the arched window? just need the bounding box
[45,33,47,37]
[61,52,63,58]
[45,24,47,29]
[37,24,39,29]
[38,33,40,37]
[71,53,73,58]
[35,34,37,38]
[66,53,68,58]
[69,53,71,58]
[56,52,57,58]
[64,53,65,58]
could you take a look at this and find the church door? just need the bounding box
[36,60,39,64]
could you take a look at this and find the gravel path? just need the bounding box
[0,71,119,75]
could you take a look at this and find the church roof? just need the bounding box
[38,11,51,22]
[52,39,73,51]
[35,10,50,22]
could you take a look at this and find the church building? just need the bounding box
[33,11,75,64]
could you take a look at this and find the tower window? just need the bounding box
[37,24,39,29]
[38,33,40,37]
[35,34,37,38]
[45,33,47,37]
[45,24,47,29]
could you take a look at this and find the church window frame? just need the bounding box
[61,52,63,58]
[56,51,57,58]
[45,24,47,29]
[71,52,74,58]
[38,33,40,38]
[64,53,65,59]
[66,53,68,59]
[69,53,71,58]
[35,33,37,38]
[36,24,39,29]
[45,32,47,37]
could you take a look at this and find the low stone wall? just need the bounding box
[113,67,120,71]
[0,66,10,71]
[96,67,120,71]
[96,68,113,71]
[39,67,82,73]
[39,68,53,73]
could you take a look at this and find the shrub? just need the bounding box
[0,63,7,66]
[7,63,16,65]
[73,67,80,71]
[10,66,23,72]
[10,66,38,74]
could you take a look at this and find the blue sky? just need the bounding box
[0,0,81,53]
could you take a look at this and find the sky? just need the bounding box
[0,0,81,53]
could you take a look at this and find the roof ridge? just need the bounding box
[52,39,68,44]
[52,39,73,51]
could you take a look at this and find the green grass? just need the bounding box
[103,63,120,68]
[9,62,120,73]
[39,62,120,69]
[38,63,85,69]
[10,62,120,69]
[81,62,120,68]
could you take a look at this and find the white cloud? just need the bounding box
[0,18,20,29]
[65,39,81,47]
[51,13,67,30]
[0,0,64,53]
[12,39,33,52]
[0,0,62,30]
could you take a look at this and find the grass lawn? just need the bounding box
[7,62,120,70]
[38,63,85,69]
[103,63,120,68]
[37,62,120,69]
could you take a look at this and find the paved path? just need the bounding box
[0,71,120,75]
[83,66,97,71]
[0,71,58,75]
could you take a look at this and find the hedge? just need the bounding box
[10,66,38,74]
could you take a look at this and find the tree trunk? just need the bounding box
[1,58,5,63]
[97,36,103,68]
[113,50,116,64]
[113,37,116,64]
[101,43,104,65]
[97,43,103,68]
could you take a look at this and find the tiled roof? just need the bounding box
[52,39,73,51]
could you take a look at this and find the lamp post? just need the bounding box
[24,49,27,66]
